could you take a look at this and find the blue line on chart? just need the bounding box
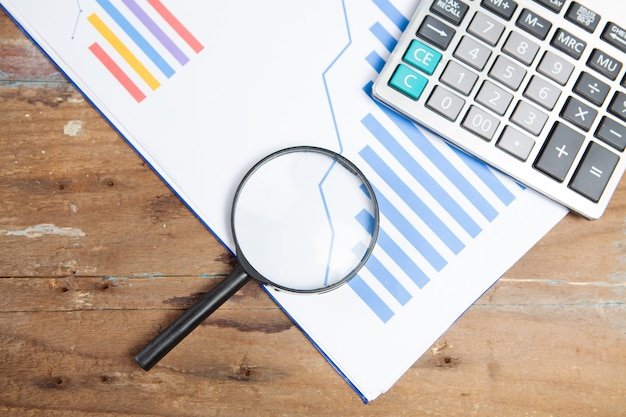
[71,0,83,39]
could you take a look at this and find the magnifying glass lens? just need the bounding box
[233,149,376,291]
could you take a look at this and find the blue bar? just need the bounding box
[359,146,465,254]
[371,0,410,31]
[365,50,386,72]
[369,22,396,52]
[372,185,447,271]
[367,86,503,221]
[448,145,517,206]
[348,275,395,323]
[362,114,482,238]
[96,0,175,78]
[357,210,431,288]
[364,254,412,305]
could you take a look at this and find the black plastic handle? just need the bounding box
[134,266,250,371]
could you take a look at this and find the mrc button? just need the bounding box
[602,23,626,53]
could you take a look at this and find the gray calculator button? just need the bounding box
[561,97,598,132]
[608,91,626,122]
[537,51,574,85]
[489,55,526,90]
[510,101,548,135]
[587,49,623,81]
[517,9,552,40]
[573,72,610,106]
[570,143,619,202]
[476,80,513,115]
[417,15,456,50]
[551,29,586,59]
[439,61,478,95]
[534,0,565,13]
[534,122,585,181]
[524,76,561,110]
[595,117,626,151]
[431,0,470,26]
[467,11,505,46]
[502,31,539,66]
[462,106,500,140]
[454,36,492,71]
[426,86,466,121]
[497,126,536,161]
[565,2,600,33]
[481,0,518,21]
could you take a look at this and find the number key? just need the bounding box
[537,51,574,86]
[462,106,500,141]
[467,11,505,46]
[439,61,478,96]
[454,36,492,71]
[524,75,561,110]
[502,31,539,66]
[476,80,513,115]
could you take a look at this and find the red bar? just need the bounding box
[88,42,146,103]
[148,0,204,53]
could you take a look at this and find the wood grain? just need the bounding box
[1,10,624,416]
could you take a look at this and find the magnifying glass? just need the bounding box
[134,146,379,370]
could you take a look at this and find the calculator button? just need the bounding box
[431,0,470,26]
[573,72,610,106]
[426,86,466,121]
[524,76,561,110]
[565,2,600,33]
[454,36,492,71]
[489,55,527,90]
[417,15,456,50]
[595,117,626,151]
[389,64,429,100]
[551,28,586,60]
[476,80,513,115]
[569,142,619,202]
[510,100,548,135]
[439,61,478,95]
[534,122,585,182]
[561,96,598,132]
[601,23,626,54]
[517,9,552,40]
[536,51,574,85]
[481,0,518,21]
[533,0,565,13]
[403,40,442,75]
[467,11,505,46]
[587,49,623,81]
[462,106,500,140]
[497,126,536,161]
[608,91,626,122]
[502,31,539,66]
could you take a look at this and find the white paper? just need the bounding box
[1,0,568,401]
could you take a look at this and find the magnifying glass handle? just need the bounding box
[134,266,250,371]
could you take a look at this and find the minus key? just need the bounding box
[595,116,626,151]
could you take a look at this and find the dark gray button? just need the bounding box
[608,92,626,123]
[551,28,586,59]
[602,23,626,54]
[534,122,585,182]
[517,9,552,40]
[587,49,622,81]
[533,0,565,13]
[573,72,610,106]
[481,0,518,21]
[565,2,600,33]
[561,97,598,132]
[417,15,456,50]
[569,142,619,202]
[431,0,470,26]
[595,117,626,151]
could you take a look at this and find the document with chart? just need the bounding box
[1,0,568,401]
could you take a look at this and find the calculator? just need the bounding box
[372,0,626,219]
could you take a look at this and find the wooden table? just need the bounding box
[1,10,624,416]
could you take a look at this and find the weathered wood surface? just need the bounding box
[0,11,624,416]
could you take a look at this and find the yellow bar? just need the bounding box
[87,13,160,91]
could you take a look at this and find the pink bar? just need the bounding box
[88,42,146,103]
[148,0,204,53]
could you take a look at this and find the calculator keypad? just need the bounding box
[373,0,626,218]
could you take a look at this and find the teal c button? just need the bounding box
[403,40,442,75]
[389,64,428,100]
